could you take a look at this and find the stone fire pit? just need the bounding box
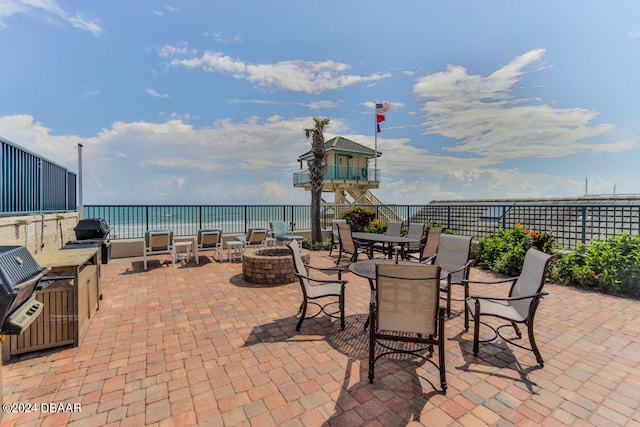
[242,247,310,285]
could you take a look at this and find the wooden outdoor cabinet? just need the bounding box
[2,247,101,362]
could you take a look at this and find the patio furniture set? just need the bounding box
[289,220,555,394]
[142,221,303,269]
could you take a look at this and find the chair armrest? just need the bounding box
[422,255,436,264]
[467,291,548,302]
[461,276,518,285]
[442,260,474,277]
[294,273,348,285]
[306,264,345,279]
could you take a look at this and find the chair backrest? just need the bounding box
[337,222,355,253]
[198,229,221,247]
[332,219,346,241]
[375,263,441,335]
[269,221,288,237]
[246,229,268,245]
[145,230,173,252]
[385,222,403,237]
[511,248,554,318]
[421,227,443,259]
[406,222,425,240]
[434,234,472,283]
[287,240,309,289]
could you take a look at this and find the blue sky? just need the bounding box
[1,1,639,205]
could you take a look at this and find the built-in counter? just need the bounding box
[2,247,101,362]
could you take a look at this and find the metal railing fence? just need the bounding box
[85,202,640,249]
[293,166,380,186]
[1,136,77,214]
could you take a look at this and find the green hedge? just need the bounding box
[472,225,640,298]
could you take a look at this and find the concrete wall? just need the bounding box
[0,213,80,255]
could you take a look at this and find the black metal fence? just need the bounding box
[0,136,77,214]
[84,202,640,249]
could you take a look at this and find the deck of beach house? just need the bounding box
[0,136,639,426]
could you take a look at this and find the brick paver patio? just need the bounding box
[1,250,639,426]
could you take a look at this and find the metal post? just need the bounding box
[77,144,83,219]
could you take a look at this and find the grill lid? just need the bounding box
[74,218,112,240]
[0,246,43,294]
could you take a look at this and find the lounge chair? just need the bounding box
[143,230,175,270]
[234,228,268,248]
[269,221,303,244]
[195,229,223,262]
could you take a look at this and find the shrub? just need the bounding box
[569,234,640,297]
[339,206,376,232]
[302,238,334,251]
[476,223,555,276]
[364,218,386,234]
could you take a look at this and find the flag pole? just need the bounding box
[374,101,378,181]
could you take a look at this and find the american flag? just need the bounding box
[375,102,390,114]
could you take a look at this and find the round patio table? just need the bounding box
[351,232,419,259]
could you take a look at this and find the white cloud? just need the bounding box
[145,88,170,98]
[0,0,102,36]
[162,48,392,94]
[412,48,634,161]
[629,26,640,38]
[296,100,342,110]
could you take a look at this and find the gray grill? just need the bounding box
[0,246,43,291]
[0,246,48,335]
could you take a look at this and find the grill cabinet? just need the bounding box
[69,218,112,264]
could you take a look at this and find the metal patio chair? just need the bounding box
[288,240,347,331]
[424,234,473,318]
[464,248,554,366]
[336,222,369,264]
[369,263,447,393]
[329,219,347,256]
[405,226,443,262]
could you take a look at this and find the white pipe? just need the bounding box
[78,144,83,220]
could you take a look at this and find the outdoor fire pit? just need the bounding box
[242,247,310,285]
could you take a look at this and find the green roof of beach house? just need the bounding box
[297,136,381,161]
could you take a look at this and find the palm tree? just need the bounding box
[304,117,330,243]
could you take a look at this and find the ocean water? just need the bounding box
[83,205,320,240]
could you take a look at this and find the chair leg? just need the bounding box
[464,283,470,331]
[339,293,345,330]
[511,321,522,338]
[368,306,376,383]
[473,300,480,356]
[446,282,452,318]
[438,311,447,394]
[527,320,544,366]
[296,299,307,331]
